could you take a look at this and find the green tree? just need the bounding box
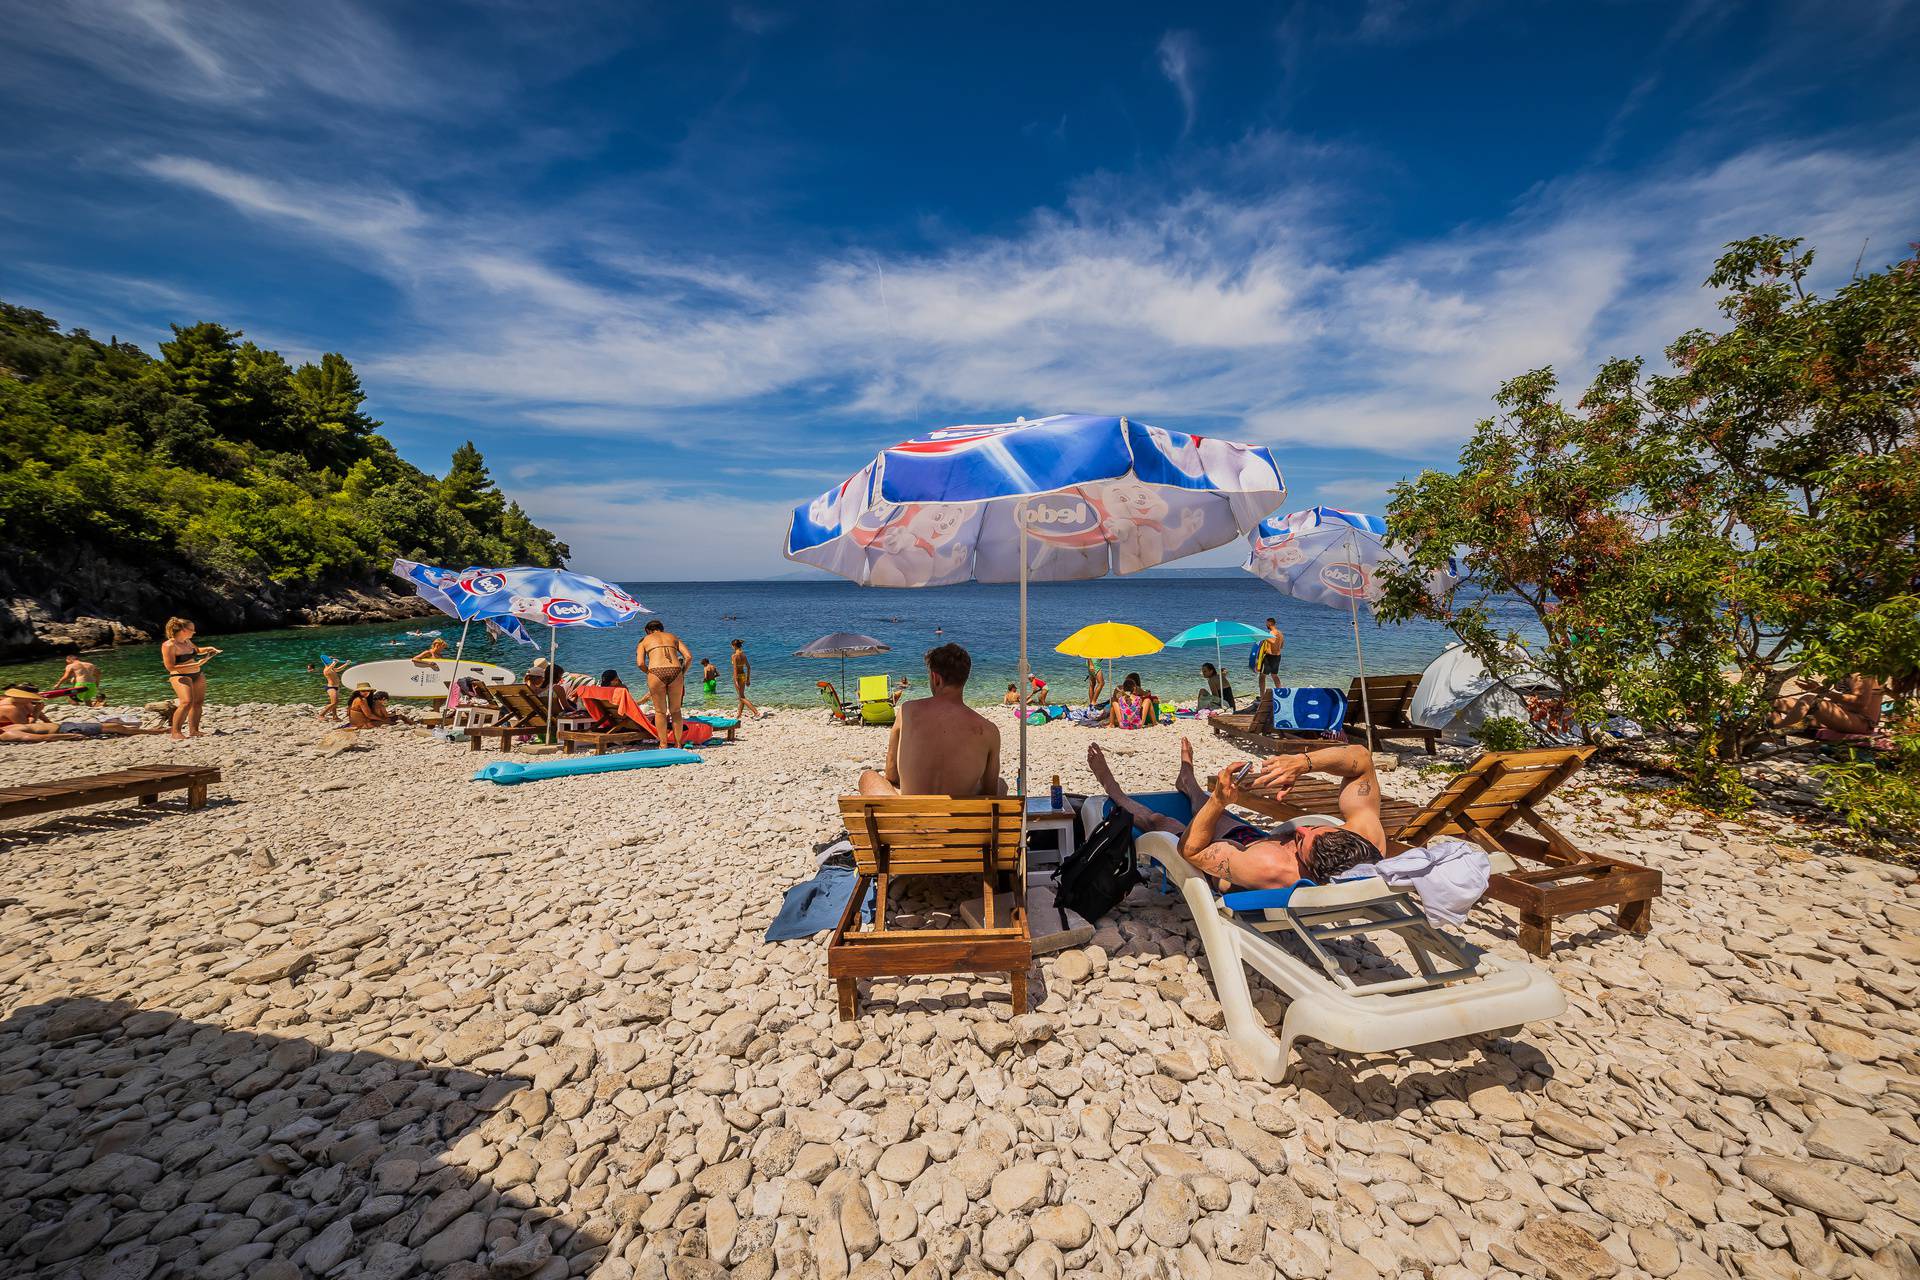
[289,352,379,469]
[1376,366,1641,727]
[1382,238,1920,806]
[439,440,507,532]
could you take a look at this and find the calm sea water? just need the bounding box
[0,577,1539,708]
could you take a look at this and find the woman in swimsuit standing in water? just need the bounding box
[161,616,220,740]
[637,618,692,747]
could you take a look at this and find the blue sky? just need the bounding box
[4,0,1917,578]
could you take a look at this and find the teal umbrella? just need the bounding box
[1165,620,1267,706]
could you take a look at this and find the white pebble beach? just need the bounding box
[2,705,1916,1280]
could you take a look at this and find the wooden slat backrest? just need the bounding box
[838,796,1024,876]
[490,685,552,726]
[1395,747,1593,844]
[1345,674,1423,726]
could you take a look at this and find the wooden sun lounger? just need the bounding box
[0,765,221,823]
[1254,747,1661,958]
[465,684,595,750]
[829,796,1031,1020]
[1212,674,1439,753]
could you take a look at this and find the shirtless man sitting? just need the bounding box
[1087,739,1384,891]
[859,643,1007,799]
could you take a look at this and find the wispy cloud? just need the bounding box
[8,0,426,109]
[134,133,1920,468]
[1156,31,1200,138]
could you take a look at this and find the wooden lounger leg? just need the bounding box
[1617,897,1653,936]
[1518,913,1552,959]
[137,792,159,806]
[1009,970,1028,1015]
[186,784,208,809]
[836,977,858,1021]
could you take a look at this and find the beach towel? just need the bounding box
[1267,686,1346,733]
[1338,836,1489,927]
[766,844,874,940]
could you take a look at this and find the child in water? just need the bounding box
[701,657,720,699]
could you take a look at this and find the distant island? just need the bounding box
[0,302,566,658]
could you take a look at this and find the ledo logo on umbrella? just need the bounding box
[460,572,507,596]
[1018,495,1104,548]
[544,599,591,624]
[1319,562,1368,597]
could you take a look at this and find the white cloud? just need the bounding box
[1157,31,1200,138]
[10,0,426,109]
[131,133,1920,494]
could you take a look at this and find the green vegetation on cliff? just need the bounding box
[0,302,567,592]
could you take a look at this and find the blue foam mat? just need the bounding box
[473,748,702,785]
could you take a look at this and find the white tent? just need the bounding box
[1410,643,1554,744]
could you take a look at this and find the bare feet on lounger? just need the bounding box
[1086,742,1124,801]
[1174,736,1207,808]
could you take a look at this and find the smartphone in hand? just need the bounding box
[1232,761,1257,786]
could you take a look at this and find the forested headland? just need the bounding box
[0,302,566,657]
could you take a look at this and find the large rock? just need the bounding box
[1064,1161,1143,1228]
[990,1163,1049,1215]
[1513,1214,1620,1280]
[1141,1176,1198,1247]
[1740,1155,1868,1221]
[229,949,316,984]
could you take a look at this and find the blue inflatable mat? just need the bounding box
[1268,686,1346,732]
[473,749,701,785]
[689,714,739,729]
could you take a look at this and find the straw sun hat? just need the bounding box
[3,687,46,700]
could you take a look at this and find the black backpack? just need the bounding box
[1053,808,1142,923]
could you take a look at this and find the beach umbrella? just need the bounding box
[395,563,650,737]
[795,631,892,691]
[1164,619,1267,684]
[1242,507,1461,740]
[391,559,538,699]
[785,414,1285,794]
[1056,621,1164,712]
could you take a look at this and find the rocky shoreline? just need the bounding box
[1,584,433,660]
[1,707,1915,1279]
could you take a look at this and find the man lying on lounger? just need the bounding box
[1088,739,1384,891]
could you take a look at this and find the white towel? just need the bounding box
[1339,836,1490,927]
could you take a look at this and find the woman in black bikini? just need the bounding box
[161,616,220,740]
[638,618,692,747]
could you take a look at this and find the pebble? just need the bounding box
[0,706,1912,1280]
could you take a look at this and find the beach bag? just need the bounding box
[1054,809,1141,923]
[1268,686,1346,732]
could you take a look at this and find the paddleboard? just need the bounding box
[342,659,515,698]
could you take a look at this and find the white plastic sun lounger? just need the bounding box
[1085,798,1565,1082]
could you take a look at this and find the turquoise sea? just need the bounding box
[0,576,1539,708]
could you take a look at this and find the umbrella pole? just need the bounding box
[448,618,471,712]
[1347,531,1374,750]
[547,626,557,745]
[1017,515,1030,799]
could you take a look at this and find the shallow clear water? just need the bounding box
[1,576,1540,707]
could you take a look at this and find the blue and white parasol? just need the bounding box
[786,414,1286,791]
[1241,507,1461,736]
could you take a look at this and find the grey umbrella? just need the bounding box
[795,631,892,693]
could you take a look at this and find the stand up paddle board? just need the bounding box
[342,659,515,698]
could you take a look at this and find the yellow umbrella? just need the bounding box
[1055,622,1163,659]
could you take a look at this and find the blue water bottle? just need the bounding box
[1050,774,1064,811]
